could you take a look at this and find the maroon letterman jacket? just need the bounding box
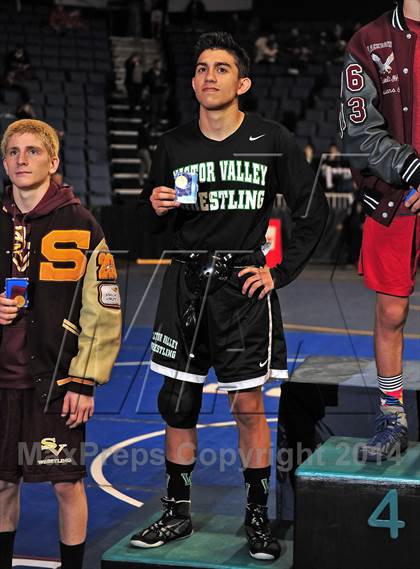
[0,182,122,402]
[340,1,420,226]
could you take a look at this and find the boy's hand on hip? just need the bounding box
[238,266,274,300]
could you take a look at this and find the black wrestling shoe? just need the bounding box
[130,497,193,548]
[245,503,281,560]
[358,406,408,462]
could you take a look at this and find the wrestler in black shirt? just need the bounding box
[132,31,328,561]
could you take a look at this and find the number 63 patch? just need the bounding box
[344,63,367,124]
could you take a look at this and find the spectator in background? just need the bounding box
[254,33,279,64]
[2,46,31,105]
[248,15,260,36]
[138,121,153,187]
[332,39,346,64]
[151,0,164,39]
[319,30,329,49]
[352,21,362,34]
[128,0,142,36]
[322,143,353,192]
[5,45,32,84]
[186,0,206,28]
[144,58,169,127]
[332,23,344,42]
[286,27,303,50]
[125,53,144,114]
[141,0,153,37]
[15,102,36,120]
[282,28,311,74]
[49,4,69,33]
[68,9,85,30]
[49,4,85,33]
[303,143,319,172]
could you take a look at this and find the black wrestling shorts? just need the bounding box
[150,252,288,391]
[0,389,86,483]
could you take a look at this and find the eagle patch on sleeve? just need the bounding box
[98,283,121,308]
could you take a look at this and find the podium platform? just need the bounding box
[102,512,293,568]
[100,486,292,568]
[294,436,420,569]
[277,356,420,521]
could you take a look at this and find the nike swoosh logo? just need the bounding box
[249,134,266,142]
[259,359,268,367]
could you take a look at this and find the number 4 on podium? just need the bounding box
[368,489,406,539]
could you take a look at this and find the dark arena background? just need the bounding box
[0,0,419,568]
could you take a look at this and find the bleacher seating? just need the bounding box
[0,3,353,208]
[166,22,345,154]
[0,1,112,208]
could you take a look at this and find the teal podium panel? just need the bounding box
[102,512,293,568]
[294,436,420,569]
[276,356,420,521]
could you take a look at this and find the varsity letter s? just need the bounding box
[39,230,91,281]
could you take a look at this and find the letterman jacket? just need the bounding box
[0,183,122,402]
[340,1,420,226]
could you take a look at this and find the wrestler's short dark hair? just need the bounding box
[194,32,250,78]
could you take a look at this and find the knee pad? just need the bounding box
[158,378,203,429]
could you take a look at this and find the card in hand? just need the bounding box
[174,172,199,204]
[5,277,29,308]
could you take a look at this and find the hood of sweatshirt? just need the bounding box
[2,180,80,220]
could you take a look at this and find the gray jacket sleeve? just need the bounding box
[340,51,420,189]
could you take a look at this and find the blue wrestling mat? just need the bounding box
[14,326,420,563]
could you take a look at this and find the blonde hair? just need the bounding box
[1,119,60,159]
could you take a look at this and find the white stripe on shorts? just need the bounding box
[267,294,273,373]
[150,361,207,383]
[270,369,289,379]
[218,373,270,391]
[151,293,289,390]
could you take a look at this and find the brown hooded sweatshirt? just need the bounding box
[0,182,80,388]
